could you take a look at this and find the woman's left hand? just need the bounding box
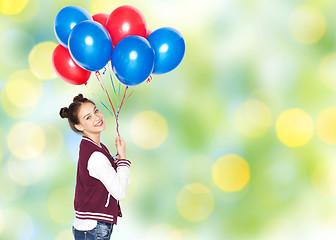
[115,135,126,159]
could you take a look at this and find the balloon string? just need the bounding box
[117,87,134,116]
[107,64,117,96]
[114,87,127,135]
[114,86,129,135]
[105,90,118,128]
[124,89,134,104]
[96,68,120,157]
[95,71,106,91]
[120,86,128,109]
[106,64,121,135]
[115,107,120,136]
[100,101,114,117]
[118,82,121,97]
[84,83,114,118]
[96,71,116,115]
[114,106,121,158]
[96,71,122,137]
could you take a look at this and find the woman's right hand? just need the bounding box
[115,135,126,159]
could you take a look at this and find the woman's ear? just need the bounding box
[75,124,83,132]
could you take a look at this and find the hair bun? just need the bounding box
[73,94,84,102]
[59,107,69,118]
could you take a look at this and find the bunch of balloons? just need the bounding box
[52,5,186,86]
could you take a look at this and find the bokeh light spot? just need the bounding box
[212,154,250,192]
[1,70,43,118]
[55,229,73,240]
[0,28,34,68]
[1,93,32,119]
[2,208,34,239]
[5,70,42,108]
[41,124,64,161]
[48,188,73,224]
[130,111,168,149]
[0,0,29,15]
[169,229,199,240]
[29,41,58,79]
[312,161,336,197]
[316,108,336,145]
[8,121,45,160]
[7,155,46,186]
[276,108,313,147]
[0,211,3,233]
[289,6,326,44]
[319,53,336,90]
[90,0,126,14]
[234,99,272,138]
[176,183,214,222]
[0,169,20,201]
[145,224,199,240]
[181,155,212,184]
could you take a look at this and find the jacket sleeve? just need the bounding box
[87,151,131,201]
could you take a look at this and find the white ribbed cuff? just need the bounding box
[117,159,131,168]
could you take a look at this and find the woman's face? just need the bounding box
[75,102,105,134]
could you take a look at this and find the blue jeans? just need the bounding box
[72,221,114,240]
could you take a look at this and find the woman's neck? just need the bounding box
[83,132,101,147]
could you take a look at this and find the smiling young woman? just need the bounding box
[60,94,131,240]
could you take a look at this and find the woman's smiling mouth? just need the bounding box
[95,120,104,127]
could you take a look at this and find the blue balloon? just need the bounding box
[147,27,186,74]
[68,20,112,72]
[112,36,154,86]
[54,6,92,48]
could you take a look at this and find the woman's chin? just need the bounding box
[100,124,106,132]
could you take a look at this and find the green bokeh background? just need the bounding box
[1,0,336,239]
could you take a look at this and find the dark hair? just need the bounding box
[59,94,95,133]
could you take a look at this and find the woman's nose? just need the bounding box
[94,114,100,121]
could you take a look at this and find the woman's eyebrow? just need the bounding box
[83,113,90,119]
[83,106,96,119]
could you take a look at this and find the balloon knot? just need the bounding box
[146,75,152,83]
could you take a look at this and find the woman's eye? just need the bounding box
[86,116,91,120]
[95,109,99,113]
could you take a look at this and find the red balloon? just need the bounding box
[146,29,152,38]
[52,44,91,85]
[92,13,108,27]
[106,5,147,46]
